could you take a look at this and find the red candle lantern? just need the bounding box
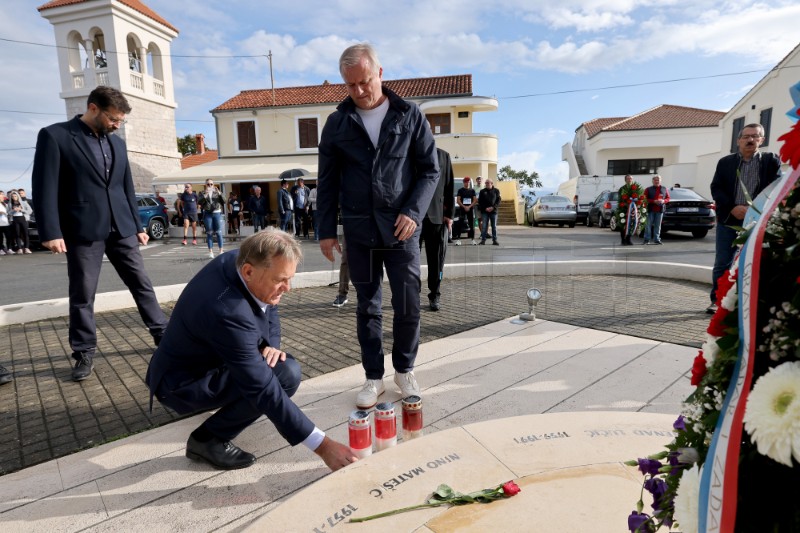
[401,395,423,440]
[374,402,397,451]
[348,410,372,458]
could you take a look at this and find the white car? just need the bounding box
[526,195,577,227]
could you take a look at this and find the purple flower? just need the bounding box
[637,458,663,476]
[644,478,668,510]
[673,415,685,431]
[628,511,653,532]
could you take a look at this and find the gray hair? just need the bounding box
[740,123,765,137]
[339,43,381,79]
[236,228,302,270]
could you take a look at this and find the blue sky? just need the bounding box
[2,0,799,194]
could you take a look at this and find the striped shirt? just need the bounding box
[734,152,761,205]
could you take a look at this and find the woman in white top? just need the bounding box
[7,190,32,254]
[0,191,13,255]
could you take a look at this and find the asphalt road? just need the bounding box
[0,224,716,306]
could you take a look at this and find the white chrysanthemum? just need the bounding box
[721,281,738,311]
[701,334,720,363]
[743,361,800,467]
[673,463,702,533]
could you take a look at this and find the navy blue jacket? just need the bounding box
[31,116,141,242]
[710,151,781,224]
[316,86,439,246]
[145,250,314,445]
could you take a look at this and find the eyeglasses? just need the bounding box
[102,110,127,125]
[739,134,762,140]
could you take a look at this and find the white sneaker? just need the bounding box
[394,371,420,398]
[471,239,478,245]
[356,378,385,409]
[453,240,461,246]
[208,250,215,258]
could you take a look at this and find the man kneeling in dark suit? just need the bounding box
[147,229,355,471]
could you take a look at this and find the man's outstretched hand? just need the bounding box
[315,436,358,471]
[319,238,341,262]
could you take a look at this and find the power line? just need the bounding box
[0,37,266,59]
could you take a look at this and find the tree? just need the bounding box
[177,134,196,156]
[496,165,542,190]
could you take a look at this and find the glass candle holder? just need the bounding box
[348,410,372,458]
[374,402,397,451]
[401,395,423,441]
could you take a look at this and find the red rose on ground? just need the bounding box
[502,481,521,496]
[691,351,707,386]
[707,307,730,337]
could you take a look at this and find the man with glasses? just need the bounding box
[708,123,781,313]
[32,86,167,381]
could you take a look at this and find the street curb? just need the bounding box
[0,260,710,326]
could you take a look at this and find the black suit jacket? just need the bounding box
[425,148,455,224]
[146,250,314,445]
[31,116,141,242]
[710,151,782,224]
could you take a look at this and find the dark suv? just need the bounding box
[136,193,168,240]
[586,190,618,229]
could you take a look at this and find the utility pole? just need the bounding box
[268,50,277,131]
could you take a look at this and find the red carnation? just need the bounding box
[502,481,521,496]
[707,306,730,337]
[778,121,800,168]
[622,194,629,200]
[631,185,639,191]
[715,269,737,306]
[691,351,707,386]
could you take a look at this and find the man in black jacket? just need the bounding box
[708,123,781,313]
[31,86,167,381]
[478,179,501,245]
[316,43,438,409]
[420,148,454,311]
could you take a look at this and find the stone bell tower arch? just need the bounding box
[38,0,182,190]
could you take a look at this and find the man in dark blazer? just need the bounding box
[316,43,439,410]
[31,86,167,382]
[420,148,455,311]
[146,230,355,471]
[708,122,782,313]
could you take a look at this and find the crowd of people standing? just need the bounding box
[0,188,34,255]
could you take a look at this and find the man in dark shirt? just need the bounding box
[478,179,501,245]
[178,183,199,245]
[248,186,269,232]
[456,177,478,245]
[31,86,167,381]
[290,178,311,239]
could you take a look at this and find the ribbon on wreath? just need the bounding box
[698,166,800,532]
[623,200,640,238]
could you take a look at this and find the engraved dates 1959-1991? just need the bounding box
[513,431,570,444]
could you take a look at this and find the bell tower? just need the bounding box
[38,0,182,190]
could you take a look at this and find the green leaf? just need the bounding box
[431,484,455,500]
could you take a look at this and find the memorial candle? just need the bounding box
[348,410,372,458]
[401,395,423,440]
[374,402,397,451]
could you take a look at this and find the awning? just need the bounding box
[152,155,318,185]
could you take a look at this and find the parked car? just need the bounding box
[661,188,716,238]
[586,190,619,228]
[136,193,168,240]
[526,195,577,227]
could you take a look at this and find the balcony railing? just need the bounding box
[153,79,165,97]
[433,133,498,162]
[130,71,144,91]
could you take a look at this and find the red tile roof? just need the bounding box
[38,0,178,33]
[214,74,472,111]
[582,105,725,138]
[181,149,219,169]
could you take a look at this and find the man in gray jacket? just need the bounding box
[316,43,439,409]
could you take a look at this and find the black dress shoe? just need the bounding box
[153,333,164,347]
[71,352,94,381]
[0,365,12,385]
[186,435,256,470]
[429,298,440,311]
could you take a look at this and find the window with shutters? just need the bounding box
[759,108,772,147]
[297,116,319,150]
[730,117,745,153]
[426,113,451,134]
[236,120,257,151]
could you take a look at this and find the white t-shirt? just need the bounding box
[355,98,390,148]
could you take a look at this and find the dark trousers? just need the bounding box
[711,222,738,303]
[346,237,421,379]
[294,207,310,237]
[11,217,29,249]
[155,355,302,441]
[420,219,447,301]
[66,233,167,354]
[458,208,474,239]
[338,237,350,297]
[0,225,12,251]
